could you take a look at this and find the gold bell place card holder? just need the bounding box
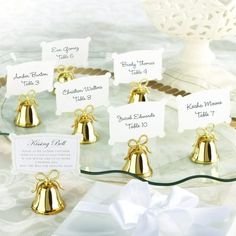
[15,90,41,128]
[55,65,75,84]
[108,100,166,178]
[72,105,98,144]
[54,72,110,144]
[41,37,90,71]
[42,38,91,93]
[32,170,65,215]
[128,79,150,103]
[177,89,231,164]
[9,133,80,215]
[6,60,55,128]
[112,49,163,103]
[123,135,153,178]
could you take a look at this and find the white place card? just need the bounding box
[41,38,91,67]
[6,61,55,97]
[10,133,80,173]
[108,101,166,144]
[55,73,110,115]
[177,89,231,132]
[112,49,163,86]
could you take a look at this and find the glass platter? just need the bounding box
[1,52,236,187]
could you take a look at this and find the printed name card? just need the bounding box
[41,38,91,67]
[10,133,80,173]
[177,89,231,132]
[112,49,163,85]
[55,73,110,115]
[6,61,54,97]
[108,101,166,144]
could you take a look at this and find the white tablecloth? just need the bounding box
[1,1,236,235]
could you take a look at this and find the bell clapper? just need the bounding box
[31,169,65,215]
[122,134,153,178]
[190,124,219,164]
[15,90,41,128]
[128,79,150,103]
[72,105,98,144]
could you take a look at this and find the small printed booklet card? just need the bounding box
[10,133,80,173]
[41,38,91,67]
[6,61,55,97]
[177,89,231,132]
[55,73,110,115]
[112,49,163,85]
[108,101,166,144]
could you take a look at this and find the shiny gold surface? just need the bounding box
[15,90,41,128]
[123,135,153,178]
[231,117,236,128]
[32,170,65,215]
[72,105,98,144]
[190,125,219,164]
[0,76,6,87]
[55,65,75,83]
[128,80,149,103]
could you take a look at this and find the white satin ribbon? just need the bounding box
[109,180,231,236]
[77,180,231,236]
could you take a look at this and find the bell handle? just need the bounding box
[74,108,84,117]
[130,79,149,88]
[34,169,60,182]
[84,105,94,114]
[48,169,60,181]
[128,138,138,148]
[35,172,49,182]
[53,180,64,190]
[18,90,37,105]
[138,134,148,145]
[27,90,36,97]
[196,123,215,137]
[128,135,149,147]
[139,79,149,87]
[32,181,41,193]
[56,65,66,73]
[74,105,95,118]
[206,123,215,133]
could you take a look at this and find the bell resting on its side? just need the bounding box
[15,91,41,128]
[123,135,153,178]
[190,127,219,164]
[31,170,65,215]
[72,105,98,144]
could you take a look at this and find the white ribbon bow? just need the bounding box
[109,180,230,236]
